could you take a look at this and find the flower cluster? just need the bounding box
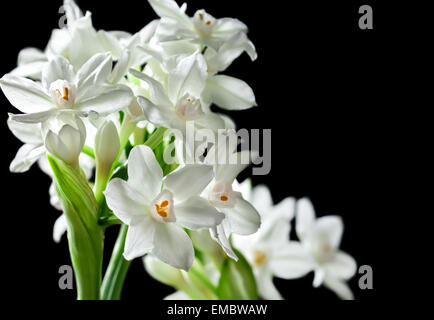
[2,0,357,300]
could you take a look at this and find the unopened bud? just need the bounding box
[95,120,120,175]
[43,113,86,166]
[144,255,187,289]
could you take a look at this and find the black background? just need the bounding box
[0,0,394,305]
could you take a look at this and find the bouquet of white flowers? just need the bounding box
[1,0,357,300]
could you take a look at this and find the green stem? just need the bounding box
[101,225,131,300]
[82,145,95,158]
[144,127,167,149]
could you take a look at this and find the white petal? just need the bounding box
[224,192,260,235]
[151,223,194,271]
[256,268,283,300]
[323,276,354,300]
[41,56,75,91]
[313,269,325,287]
[175,196,224,230]
[250,184,273,215]
[76,84,133,114]
[17,47,46,66]
[136,96,177,129]
[324,251,357,280]
[67,14,106,68]
[205,31,256,73]
[53,214,67,243]
[104,178,149,225]
[271,197,296,221]
[168,51,207,102]
[295,197,316,241]
[203,75,256,110]
[165,164,214,202]
[148,0,192,27]
[0,74,53,113]
[311,216,344,250]
[7,117,42,145]
[9,110,59,124]
[215,150,252,183]
[123,216,156,260]
[269,242,314,279]
[75,52,112,100]
[10,144,45,173]
[109,50,130,84]
[164,291,191,300]
[194,112,226,131]
[11,61,46,80]
[127,145,163,200]
[213,18,247,38]
[210,223,238,260]
[130,69,173,108]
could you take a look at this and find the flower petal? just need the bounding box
[41,56,75,91]
[210,223,238,260]
[127,145,163,200]
[7,117,42,145]
[269,242,314,279]
[175,196,225,230]
[295,197,316,241]
[224,192,260,235]
[0,74,53,113]
[75,52,112,101]
[10,144,45,173]
[168,51,207,102]
[151,223,194,271]
[136,96,176,129]
[123,216,156,260]
[250,184,273,215]
[256,268,283,300]
[148,0,192,27]
[130,69,173,108]
[104,178,149,224]
[53,214,67,243]
[323,276,354,300]
[215,150,252,183]
[324,251,357,280]
[311,216,343,250]
[203,75,256,110]
[76,84,133,114]
[165,164,214,202]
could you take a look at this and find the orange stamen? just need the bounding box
[155,203,168,218]
[220,195,228,202]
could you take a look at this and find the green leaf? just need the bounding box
[48,155,103,300]
[217,249,259,300]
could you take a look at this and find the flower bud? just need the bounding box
[43,113,86,166]
[95,120,120,175]
[144,255,187,289]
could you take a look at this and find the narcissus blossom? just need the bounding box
[1,53,132,124]
[283,198,357,300]
[104,145,224,270]
[233,185,296,300]
[132,51,226,134]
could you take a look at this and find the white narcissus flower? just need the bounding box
[132,51,226,134]
[282,198,357,300]
[232,185,296,300]
[1,53,133,124]
[202,138,261,260]
[12,0,158,80]
[148,0,255,53]
[139,32,257,112]
[104,145,225,270]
